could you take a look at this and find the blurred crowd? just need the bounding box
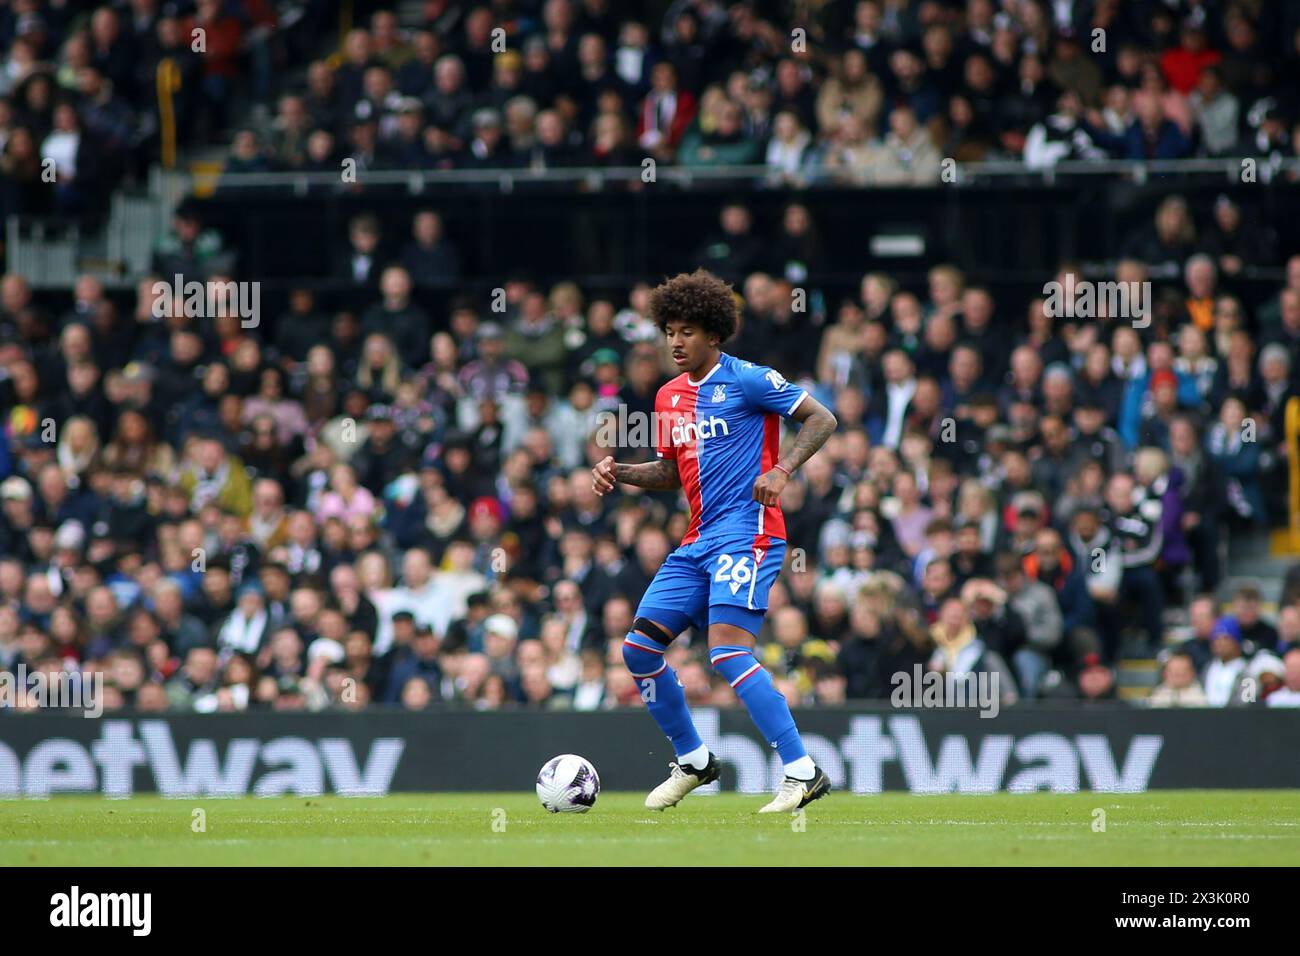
[215,0,1300,185]
[6,0,1300,227]
[2,198,1300,711]
[0,0,326,223]
[3,0,1300,716]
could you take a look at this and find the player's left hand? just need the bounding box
[752,468,788,507]
[592,456,617,496]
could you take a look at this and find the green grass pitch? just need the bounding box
[2,791,1297,866]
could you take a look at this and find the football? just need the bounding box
[536,755,601,813]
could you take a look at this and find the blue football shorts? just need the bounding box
[635,533,787,639]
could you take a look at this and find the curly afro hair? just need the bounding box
[648,269,739,343]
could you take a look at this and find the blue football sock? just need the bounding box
[709,645,808,765]
[623,631,704,760]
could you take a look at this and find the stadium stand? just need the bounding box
[2,0,1300,715]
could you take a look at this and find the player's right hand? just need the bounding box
[592,456,616,496]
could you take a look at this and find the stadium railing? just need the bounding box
[199,157,1300,194]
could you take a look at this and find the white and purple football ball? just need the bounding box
[536,754,600,813]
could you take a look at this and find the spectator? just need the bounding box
[401,210,462,284]
[865,105,941,184]
[765,110,814,184]
[1266,650,1300,707]
[1233,585,1280,652]
[1189,67,1239,156]
[678,97,759,168]
[178,436,252,517]
[1205,395,1265,527]
[996,552,1062,697]
[1148,652,1209,707]
[1202,616,1247,706]
[636,61,695,159]
[928,595,1019,706]
[816,48,882,140]
[361,266,431,361]
[692,203,763,287]
[217,583,269,655]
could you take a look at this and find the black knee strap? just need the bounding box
[632,617,675,646]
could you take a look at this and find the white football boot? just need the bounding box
[645,754,721,811]
[757,765,831,813]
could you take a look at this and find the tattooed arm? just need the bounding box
[613,458,683,490]
[780,394,839,473]
[592,456,681,495]
[752,395,838,506]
